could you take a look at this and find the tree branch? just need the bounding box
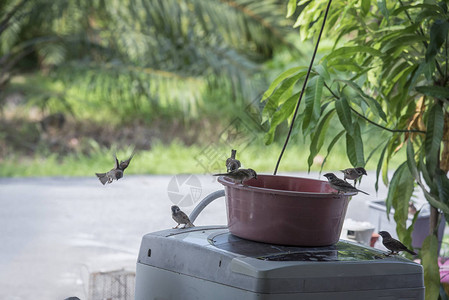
[323,81,427,134]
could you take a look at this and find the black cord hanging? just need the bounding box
[273,0,333,175]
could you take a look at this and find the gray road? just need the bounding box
[0,172,391,299]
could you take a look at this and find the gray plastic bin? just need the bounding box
[135,226,424,300]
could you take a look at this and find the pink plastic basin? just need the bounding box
[217,174,356,246]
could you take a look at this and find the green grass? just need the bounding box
[0,138,405,177]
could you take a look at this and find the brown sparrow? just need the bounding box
[95,155,123,185]
[323,173,369,195]
[95,153,134,185]
[171,205,194,229]
[226,149,241,172]
[214,168,257,185]
[341,167,367,186]
[119,152,135,171]
[378,231,417,255]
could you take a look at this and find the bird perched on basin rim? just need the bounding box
[226,149,241,172]
[340,167,367,186]
[214,168,257,185]
[378,231,417,255]
[171,205,194,229]
[323,173,369,195]
[95,152,135,185]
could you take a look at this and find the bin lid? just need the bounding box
[137,226,423,294]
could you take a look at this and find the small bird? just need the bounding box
[378,231,417,255]
[226,149,241,172]
[323,173,369,195]
[119,152,135,171]
[95,152,134,185]
[95,155,123,185]
[214,168,257,185]
[341,167,367,186]
[171,205,194,229]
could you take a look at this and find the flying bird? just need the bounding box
[378,231,417,255]
[95,152,134,185]
[95,155,123,185]
[171,205,194,229]
[323,173,369,195]
[226,149,241,172]
[119,152,135,171]
[341,167,367,186]
[214,168,257,185]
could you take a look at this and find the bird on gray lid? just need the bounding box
[171,205,194,229]
[378,231,417,255]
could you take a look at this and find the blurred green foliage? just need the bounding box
[0,0,300,122]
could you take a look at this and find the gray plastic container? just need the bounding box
[135,226,424,300]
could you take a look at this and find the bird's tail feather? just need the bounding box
[95,173,108,185]
[358,189,370,195]
[213,173,227,176]
[406,248,417,255]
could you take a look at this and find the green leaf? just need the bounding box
[326,46,382,61]
[345,123,365,167]
[287,0,297,18]
[391,162,415,241]
[375,141,389,192]
[434,169,449,207]
[419,154,437,192]
[320,129,345,174]
[308,109,336,171]
[302,76,324,132]
[335,96,353,135]
[366,140,386,165]
[336,79,387,122]
[417,8,447,23]
[377,0,389,20]
[420,184,449,215]
[425,103,444,178]
[262,71,306,121]
[385,162,414,219]
[406,140,420,181]
[408,63,427,92]
[381,35,427,53]
[422,235,440,300]
[361,0,371,16]
[262,67,307,101]
[263,92,300,145]
[416,85,449,100]
[314,63,330,82]
[392,4,445,17]
[426,20,449,62]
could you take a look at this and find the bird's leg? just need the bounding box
[173,224,179,229]
[181,224,186,229]
[353,179,357,187]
